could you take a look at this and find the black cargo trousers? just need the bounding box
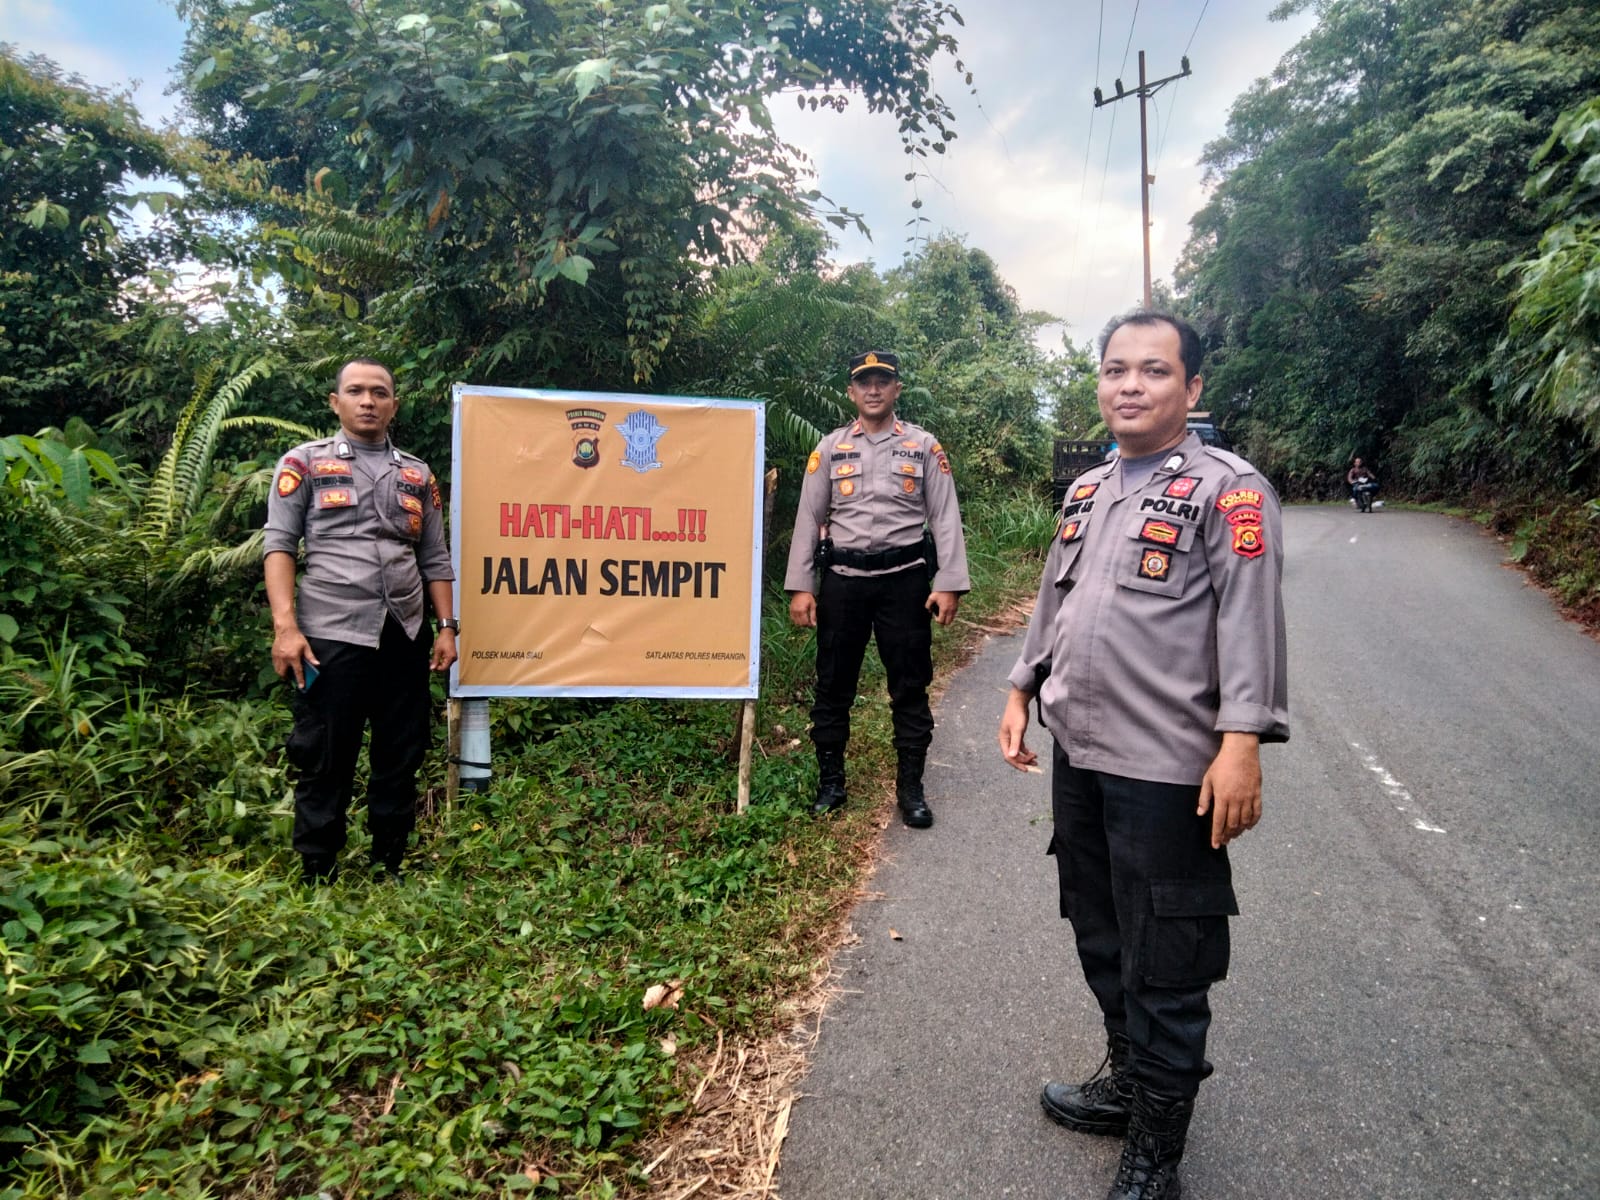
[809,566,934,754]
[288,614,431,860]
[1049,742,1239,1099]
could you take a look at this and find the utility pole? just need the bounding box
[1094,52,1192,309]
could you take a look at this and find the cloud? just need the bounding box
[770,0,1316,344]
[2,0,187,126]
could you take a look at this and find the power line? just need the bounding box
[1183,0,1211,57]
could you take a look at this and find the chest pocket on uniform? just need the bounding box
[309,458,358,533]
[396,480,426,541]
[831,461,862,500]
[1117,517,1198,596]
[888,457,924,498]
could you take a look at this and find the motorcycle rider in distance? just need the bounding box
[1347,457,1378,511]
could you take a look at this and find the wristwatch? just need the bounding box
[439,618,460,633]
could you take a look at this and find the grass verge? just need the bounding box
[1,493,1058,1200]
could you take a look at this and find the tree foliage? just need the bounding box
[0,49,179,432]
[1178,0,1600,497]
[176,0,970,385]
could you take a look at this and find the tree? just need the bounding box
[0,50,178,433]
[1501,95,1600,463]
[1177,0,1600,496]
[176,0,971,387]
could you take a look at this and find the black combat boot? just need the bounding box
[1041,1032,1133,1136]
[300,853,340,885]
[812,747,848,816]
[369,832,406,880]
[1105,1087,1194,1200]
[895,750,933,828]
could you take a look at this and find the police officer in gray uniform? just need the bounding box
[998,312,1288,1200]
[786,351,970,827]
[264,359,458,882]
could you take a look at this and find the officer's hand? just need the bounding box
[927,591,959,626]
[998,687,1039,771]
[431,629,458,672]
[1198,732,1262,848]
[789,591,817,628]
[271,627,318,689]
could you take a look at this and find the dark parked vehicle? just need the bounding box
[1051,414,1233,506]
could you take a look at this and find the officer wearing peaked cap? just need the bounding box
[999,311,1288,1200]
[785,350,970,828]
[263,358,458,884]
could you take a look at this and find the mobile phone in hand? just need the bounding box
[298,660,320,692]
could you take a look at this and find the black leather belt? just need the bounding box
[831,542,925,571]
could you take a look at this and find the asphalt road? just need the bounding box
[776,506,1600,1199]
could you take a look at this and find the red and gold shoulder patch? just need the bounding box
[1072,482,1100,502]
[1226,507,1262,527]
[429,476,442,510]
[1138,548,1172,581]
[1231,524,1266,558]
[276,466,304,498]
[1216,488,1264,513]
[1164,476,1200,499]
[1139,519,1180,546]
[806,450,821,475]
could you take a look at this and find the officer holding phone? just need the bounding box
[263,359,457,882]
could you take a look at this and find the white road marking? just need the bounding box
[1351,742,1445,833]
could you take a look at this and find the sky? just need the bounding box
[5,0,1317,350]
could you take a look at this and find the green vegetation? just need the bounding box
[5,0,1600,1192]
[2,8,1061,1193]
[1,498,1056,1199]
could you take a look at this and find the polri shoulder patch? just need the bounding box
[807,450,821,475]
[1231,524,1266,558]
[1216,488,1264,513]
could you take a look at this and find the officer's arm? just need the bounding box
[265,551,316,687]
[997,685,1037,770]
[922,441,971,594]
[1201,476,1288,845]
[784,443,831,623]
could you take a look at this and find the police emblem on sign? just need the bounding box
[566,407,606,469]
[616,411,667,474]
